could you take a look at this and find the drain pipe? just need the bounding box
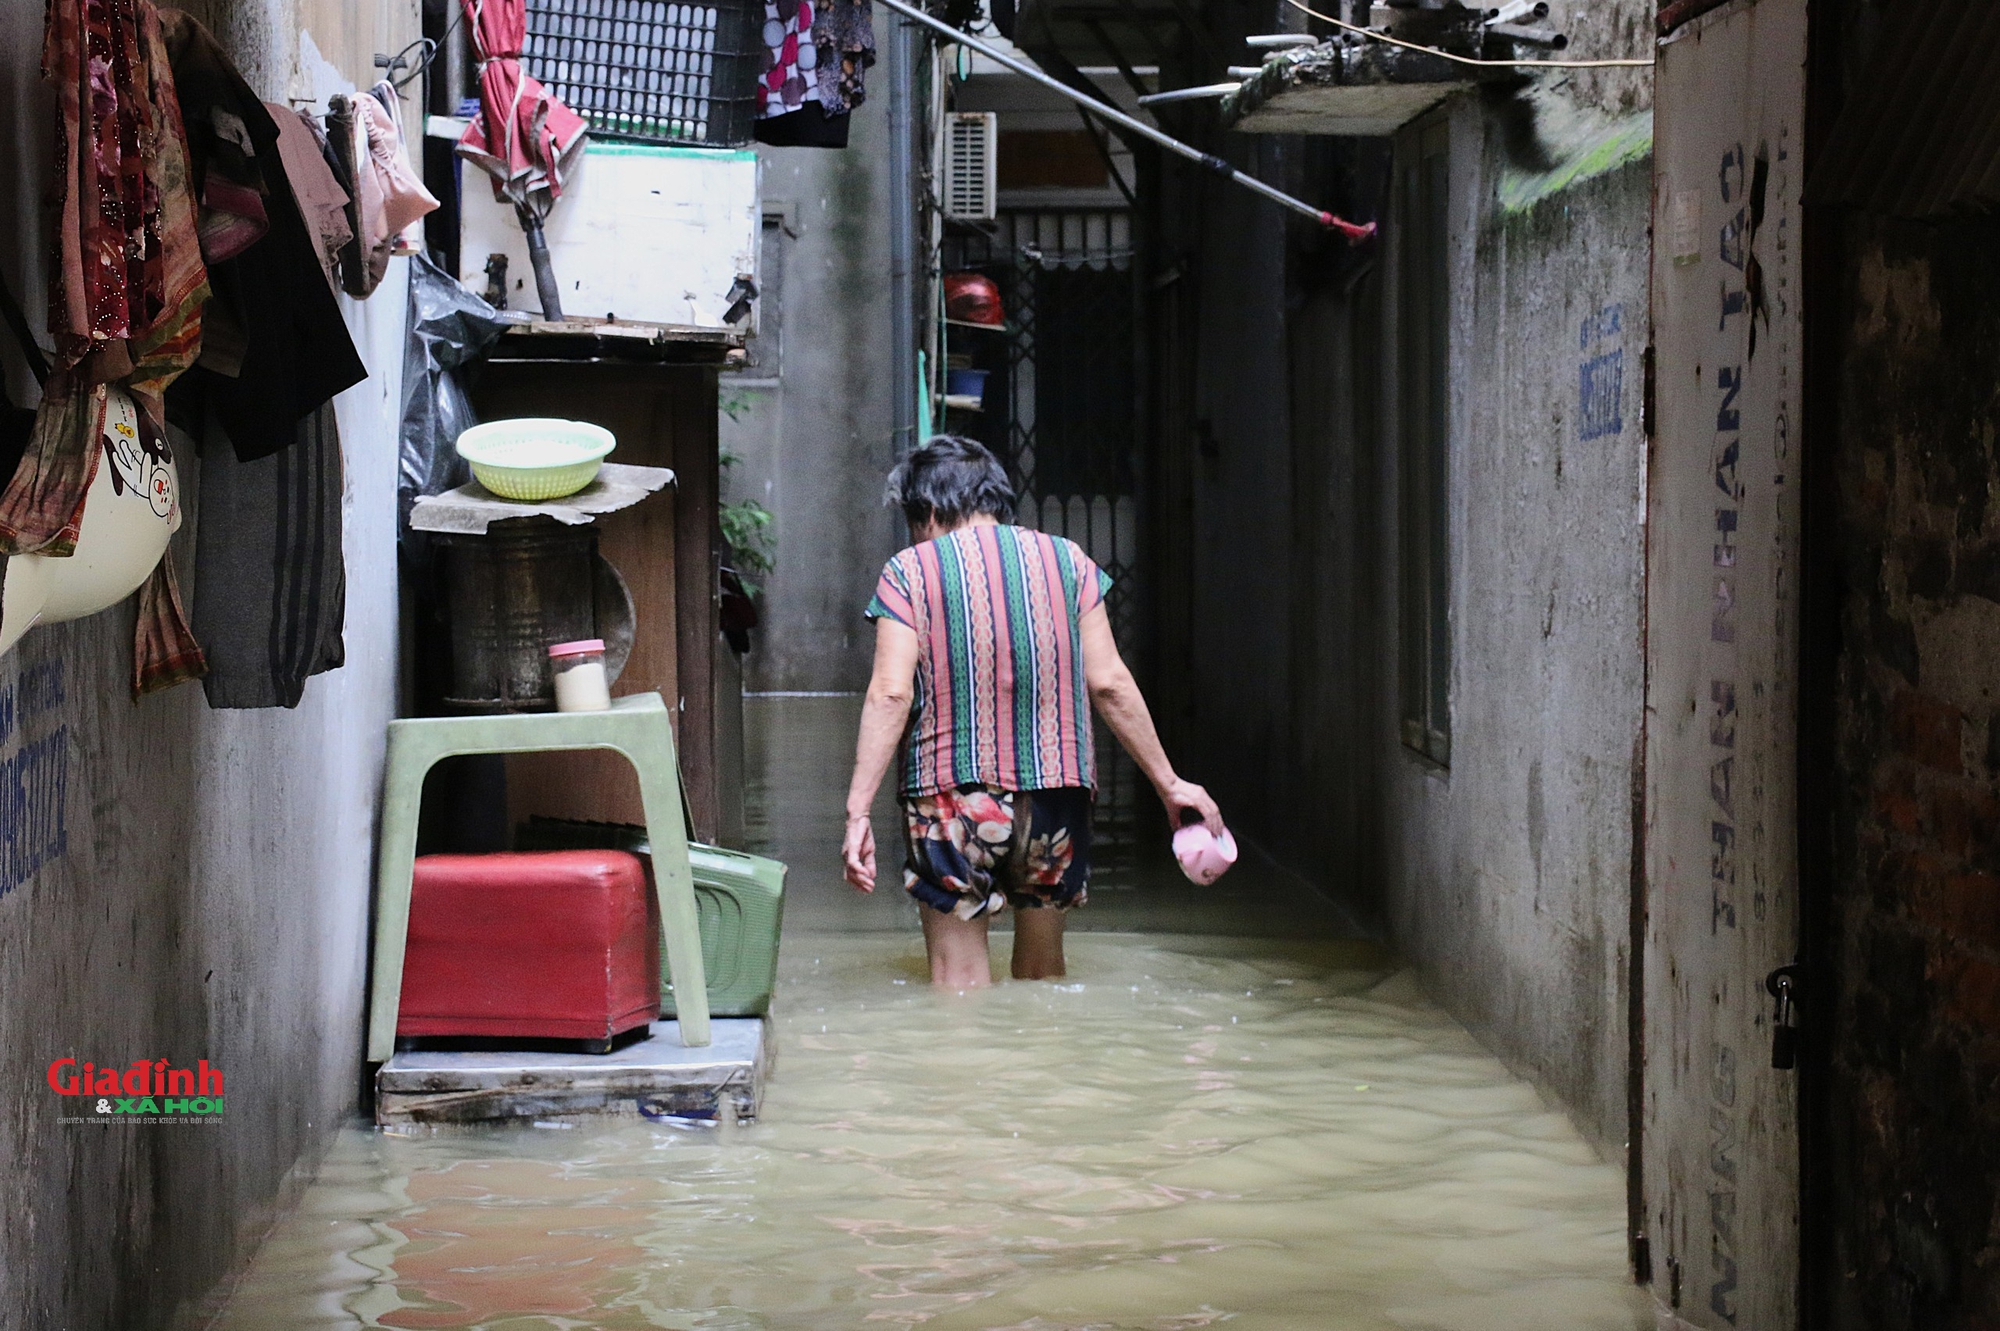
[873,0,1376,240]
[887,9,920,454]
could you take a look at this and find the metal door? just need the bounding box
[1643,2,1806,1326]
[943,210,1146,871]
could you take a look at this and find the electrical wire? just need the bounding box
[878,0,1376,236]
[1281,0,1655,68]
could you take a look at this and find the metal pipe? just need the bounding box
[1136,82,1241,106]
[887,9,919,453]
[882,0,1375,240]
[1486,21,1567,47]
[1245,32,1317,47]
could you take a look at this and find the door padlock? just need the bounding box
[1766,964,1801,1070]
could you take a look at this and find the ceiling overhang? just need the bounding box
[1224,37,1508,136]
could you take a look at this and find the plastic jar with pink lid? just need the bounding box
[548,639,611,712]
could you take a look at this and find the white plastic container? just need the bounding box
[0,387,182,658]
[548,638,611,712]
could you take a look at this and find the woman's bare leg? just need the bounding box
[920,908,994,988]
[1010,907,1067,980]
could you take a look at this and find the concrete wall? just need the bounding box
[721,32,901,695]
[1163,8,1656,1150]
[1368,100,1652,1152]
[0,3,411,1325]
[1821,210,2000,1329]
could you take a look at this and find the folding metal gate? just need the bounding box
[942,209,1146,874]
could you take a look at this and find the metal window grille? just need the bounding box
[942,210,1146,876]
[1398,121,1452,767]
[942,113,998,221]
[522,0,763,147]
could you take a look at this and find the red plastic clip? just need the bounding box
[1320,213,1377,243]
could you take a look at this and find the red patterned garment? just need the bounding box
[1,0,207,693]
[759,0,819,116]
[40,0,206,404]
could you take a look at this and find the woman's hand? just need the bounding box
[1159,778,1222,833]
[842,813,878,892]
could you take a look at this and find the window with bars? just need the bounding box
[1398,120,1452,767]
[520,0,762,146]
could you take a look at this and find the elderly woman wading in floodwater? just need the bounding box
[842,436,1222,987]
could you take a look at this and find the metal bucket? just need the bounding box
[436,519,634,713]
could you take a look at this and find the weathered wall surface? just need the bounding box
[1162,36,1654,1151]
[0,2,410,1326]
[1824,212,2000,1330]
[1371,107,1653,1152]
[722,37,901,695]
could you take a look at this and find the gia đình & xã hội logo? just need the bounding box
[46,1058,226,1121]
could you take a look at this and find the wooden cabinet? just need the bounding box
[467,338,732,842]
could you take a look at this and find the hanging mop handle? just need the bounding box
[875,0,1375,240]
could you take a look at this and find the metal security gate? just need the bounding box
[943,209,1146,874]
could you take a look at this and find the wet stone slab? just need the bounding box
[374,1018,766,1126]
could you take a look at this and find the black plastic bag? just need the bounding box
[398,252,510,536]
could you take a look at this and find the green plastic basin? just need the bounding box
[516,818,787,1018]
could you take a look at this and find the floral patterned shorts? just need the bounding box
[901,785,1093,919]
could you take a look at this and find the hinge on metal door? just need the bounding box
[1767,964,1802,1069]
[1633,1233,1653,1285]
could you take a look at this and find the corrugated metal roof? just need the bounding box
[1808,0,2000,218]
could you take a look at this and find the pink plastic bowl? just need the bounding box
[1172,822,1239,885]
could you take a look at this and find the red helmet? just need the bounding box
[944,272,1005,327]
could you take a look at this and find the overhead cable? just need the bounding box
[1281,0,1655,68]
[876,0,1377,239]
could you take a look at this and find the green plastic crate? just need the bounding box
[516,818,787,1017]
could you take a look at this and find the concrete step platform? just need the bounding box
[374,1019,768,1126]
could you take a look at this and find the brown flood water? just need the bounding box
[212,697,1647,1330]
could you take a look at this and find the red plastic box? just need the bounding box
[397,851,660,1045]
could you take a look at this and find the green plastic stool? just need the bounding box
[365,692,709,1062]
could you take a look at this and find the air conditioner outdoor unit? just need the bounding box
[942,112,998,221]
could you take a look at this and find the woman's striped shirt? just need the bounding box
[866,524,1112,798]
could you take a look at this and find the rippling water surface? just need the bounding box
[216,932,1647,1331]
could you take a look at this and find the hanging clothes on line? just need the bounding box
[269,104,354,289]
[161,8,365,463]
[159,11,370,708]
[328,86,439,299]
[173,104,357,709]
[189,404,347,709]
[3,0,207,554]
[1,0,209,696]
[812,0,875,117]
[752,0,873,148]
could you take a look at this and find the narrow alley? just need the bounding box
[2,0,1998,1328]
[213,697,1647,1330]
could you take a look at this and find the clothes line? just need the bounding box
[873,0,1376,240]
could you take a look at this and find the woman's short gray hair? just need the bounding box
[885,435,1017,529]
